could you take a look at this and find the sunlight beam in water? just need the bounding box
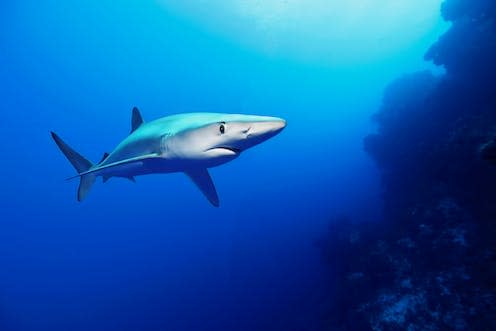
[159,0,448,66]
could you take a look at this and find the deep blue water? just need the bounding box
[0,1,449,330]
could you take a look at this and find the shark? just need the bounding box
[51,107,286,206]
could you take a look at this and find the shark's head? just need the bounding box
[166,113,286,167]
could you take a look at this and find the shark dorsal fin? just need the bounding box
[98,152,109,165]
[131,107,144,133]
[185,169,220,207]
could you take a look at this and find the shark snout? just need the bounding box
[239,118,286,150]
[271,119,287,133]
[252,118,286,136]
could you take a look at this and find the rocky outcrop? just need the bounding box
[319,0,496,329]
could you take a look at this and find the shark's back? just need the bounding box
[101,113,222,165]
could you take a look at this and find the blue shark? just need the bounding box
[51,107,286,206]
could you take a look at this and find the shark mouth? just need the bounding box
[209,147,242,154]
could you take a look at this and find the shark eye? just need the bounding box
[219,124,225,134]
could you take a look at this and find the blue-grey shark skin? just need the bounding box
[51,108,286,206]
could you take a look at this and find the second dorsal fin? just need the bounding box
[131,107,144,133]
[98,152,109,164]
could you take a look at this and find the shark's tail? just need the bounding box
[50,131,96,201]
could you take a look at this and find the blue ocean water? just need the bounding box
[0,1,463,330]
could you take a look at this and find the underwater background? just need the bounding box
[1,0,495,330]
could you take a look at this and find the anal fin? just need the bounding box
[102,176,136,183]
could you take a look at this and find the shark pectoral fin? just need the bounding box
[185,169,220,207]
[131,107,144,133]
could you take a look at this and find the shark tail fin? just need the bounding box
[50,131,96,201]
[77,173,96,201]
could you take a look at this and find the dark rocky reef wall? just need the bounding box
[319,0,496,329]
